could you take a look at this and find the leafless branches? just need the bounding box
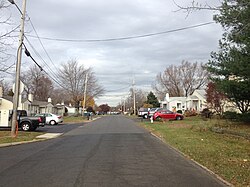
[153,60,208,97]
[57,59,104,106]
[0,0,18,74]
[21,65,53,101]
[173,0,221,18]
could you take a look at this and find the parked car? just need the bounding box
[138,108,150,119]
[153,109,184,121]
[35,113,63,125]
[148,108,163,118]
[8,110,46,131]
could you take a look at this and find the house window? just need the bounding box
[177,103,181,109]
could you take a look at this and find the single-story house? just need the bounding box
[160,89,207,113]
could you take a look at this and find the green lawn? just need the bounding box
[139,117,250,187]
[0,131,44,144]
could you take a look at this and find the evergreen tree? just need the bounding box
[207,0,250,113]
[146,91,160,108]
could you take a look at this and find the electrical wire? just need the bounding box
[26,22,215,43]
[26,16,59,73]
[105,85,131,92]
[24,35,61,82]
[22,42,69,90]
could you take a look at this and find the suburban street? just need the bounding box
[0,116,227,187]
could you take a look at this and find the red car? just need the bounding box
[153,109,184,121]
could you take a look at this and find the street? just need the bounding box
[0,116,227,187]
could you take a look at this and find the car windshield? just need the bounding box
[139,108,148,112]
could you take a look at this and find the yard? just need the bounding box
[139,116,250,187]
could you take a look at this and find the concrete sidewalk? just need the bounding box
[36,133,62,139]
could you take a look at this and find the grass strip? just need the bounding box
[139,117,250,187]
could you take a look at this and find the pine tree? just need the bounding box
[146,92,160,108]
[207,0,250,113]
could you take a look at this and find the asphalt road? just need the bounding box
[0,116,227,187]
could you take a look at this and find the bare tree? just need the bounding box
[0,0,16,73]
[154,61,208,97]
[57,59,104,107]
[0,79,12,95]
[50,88,70,105]
[21,65,54,101]
[122,88,147,112]
[173,0,221,16]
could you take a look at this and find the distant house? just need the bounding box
[161,93,187,112]
[160,89,207,113]
[65,103,77,115]
[0,91,65,116]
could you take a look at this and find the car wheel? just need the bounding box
[176,116,181,120]
[143,114,148,119]
[21,122,31,131]
[49,120,57,125]
[156,116,162,121]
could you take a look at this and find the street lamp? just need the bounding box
[9,0,27,137]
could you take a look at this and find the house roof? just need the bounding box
[195,89,206,99]
[2,96,54,107]
[187,95,199,100]
[2,96,13,102]
[169,97,186,102]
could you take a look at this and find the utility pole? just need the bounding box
[11,0,27,137]
[123,98,126,114]
[83,73,88,111]
[132,79,136,115]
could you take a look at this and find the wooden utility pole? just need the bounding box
[133,79,136,115]
[11,0,27,137]
[83,73,88,111]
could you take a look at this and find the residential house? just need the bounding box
[186,90,206,112]
[160,89,207,113]
[0,92,65,116]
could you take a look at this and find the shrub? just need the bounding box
[201,108,213,118]
[223,111,238,121]
[223,111,250,124]
[184,110,197,117]
[238,113,250,123]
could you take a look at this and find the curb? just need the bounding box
[150,132,233,187]
[0,133,63,148]
[0,139,45,148]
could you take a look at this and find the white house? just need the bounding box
[186,90,207,112]
[160,93,187,112]
[160,89,207,113]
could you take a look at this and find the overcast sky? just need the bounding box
[4,0,223,106]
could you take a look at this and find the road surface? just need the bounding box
[0,116,227,187]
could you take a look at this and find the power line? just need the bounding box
[22,43,68,90]
[26,22,215,43]
[26,15,59,70]
[24,35,61,82]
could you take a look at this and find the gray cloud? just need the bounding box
[5,0,223,106]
